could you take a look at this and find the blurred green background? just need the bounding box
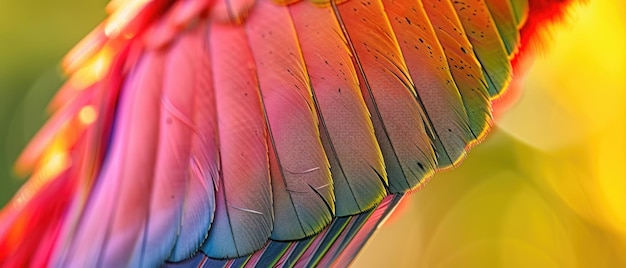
[1,0,625,267]
[0,0,106,205]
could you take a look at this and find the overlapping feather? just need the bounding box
[332,0,437,193]
[245,0,336,242]
[202,20,273,258]
[0,0,583,267]
[288,3,387,217]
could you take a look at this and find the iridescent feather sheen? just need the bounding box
[0,0,581,266]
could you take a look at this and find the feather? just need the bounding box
[59,49,164,267]
[130,30,199,267]
[485,0,522,55]
[144,0,211,49]
[243,0,335,242]
[107,49,164,266]
[168,23,217,263]
[50,42,131,267]
[383,0,475,168]
[227,194,404,267]
[281,238,315,266]
[298,216,352,265]
[452,0,513,97]
[210,0,257,23]
[201,20,273,258]
[0,171,74,267]
[104,0,171,40]
[331,0,437,193]
[169,0,211,27]
[228,255,251,267]
[288,3,387,216]
[511,0,530,26]
[245,241,291,267]
[421,0,493,140]
[324,194,405,267]
[163,254,206,267]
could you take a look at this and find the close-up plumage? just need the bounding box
[1,0,625,267]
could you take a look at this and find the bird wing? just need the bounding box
[0,0,580,266]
